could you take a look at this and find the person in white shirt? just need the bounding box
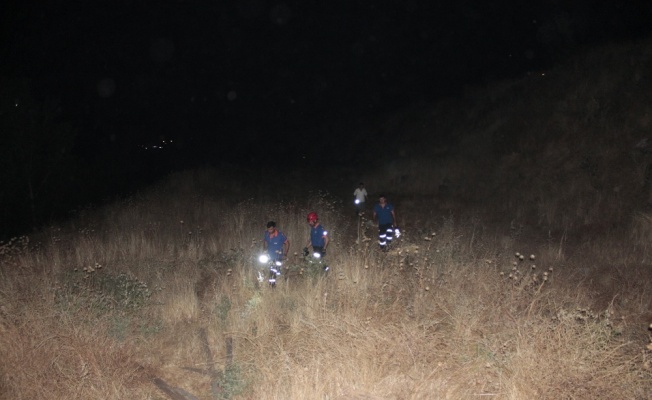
[353,182,368,216]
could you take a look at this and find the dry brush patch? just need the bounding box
[0,289,153,399]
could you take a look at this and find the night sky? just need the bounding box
[3,1,652,167]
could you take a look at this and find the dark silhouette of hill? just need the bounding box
[4,36,652,243]
[352,36,652,238]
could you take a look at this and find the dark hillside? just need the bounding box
[358,37,652,237]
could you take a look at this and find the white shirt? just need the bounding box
[353,187,368,202]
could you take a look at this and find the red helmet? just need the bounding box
[307,212,318,222]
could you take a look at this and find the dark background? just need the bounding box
[2,0,652,237]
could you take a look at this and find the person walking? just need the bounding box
[373,195,396,251]
[263,221,290,261]
[305,212,329,257]
[353,182,368,215]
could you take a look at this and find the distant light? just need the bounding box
[270,3,292,25]
[97,78,116,98]
[150,38,175,63]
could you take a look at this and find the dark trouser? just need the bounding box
[310,246,329,271]
[378,223,394,249]
[312,246,325,257]
[355,201,365,214]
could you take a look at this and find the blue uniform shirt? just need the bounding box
[374,203,394,225]
[264,230,287,259]
[310,224,328,247]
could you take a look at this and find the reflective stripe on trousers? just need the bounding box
[378,224,394,246]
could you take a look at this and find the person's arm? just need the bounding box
[323,233,329,250]
[391,210,397,226]
[283,238,290,257]
[263,235,268,252]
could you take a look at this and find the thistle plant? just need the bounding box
[55,265,152,315]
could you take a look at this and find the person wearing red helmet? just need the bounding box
[305,212,329,257]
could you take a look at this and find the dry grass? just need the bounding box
[1,168,651,400]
